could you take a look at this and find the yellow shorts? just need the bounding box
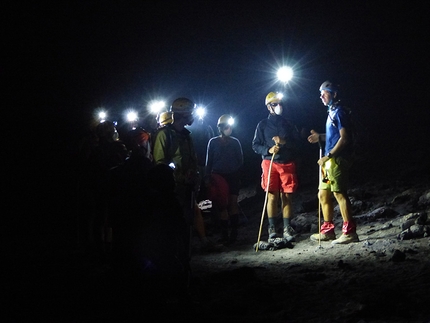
[319,156,352,192]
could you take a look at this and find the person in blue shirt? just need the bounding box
[205,114,243,244]
[307,80,359,244]
[252,92,300,244]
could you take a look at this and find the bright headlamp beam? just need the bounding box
[149,101,166,114]
[228,117,234,126]
[98,111,107,120]
[126,111,138,122]
[277,66,293,84]
[196,107,206,119]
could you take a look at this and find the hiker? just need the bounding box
[157,111,173,128]
[111,162,190,304]
[252,92,301,244]
[123,127,153,167]
[307,80,359,244]
[205,114,243,245]
[110,127,154,256]
[85,120,128,256]
[188,108,214,203]
[152,97,222,253]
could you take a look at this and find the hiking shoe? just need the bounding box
[268,226,277,243]
[254,241,274,251]
[331,233,359,245]
[310,232,336,242]
[283,225,297,242]
[272,237,294,250]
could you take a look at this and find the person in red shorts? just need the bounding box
[252,92,301,243]
[206,114,243,245]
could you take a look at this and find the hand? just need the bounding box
[268,144,280,154]
[308,130,320,144]
[272,136,285,145]
[317,156,330,166]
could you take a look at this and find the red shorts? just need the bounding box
[207,173,229,209]
[261,160,298,193]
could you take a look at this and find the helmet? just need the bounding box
[265,92,283,105]
[96,120,117,140]
[158,111,173,126]
[217,114,231,127]
[319,80,339,93]
[129,127,150,143]
[170,97,195,113]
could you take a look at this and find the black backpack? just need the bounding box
[329,105,369,160]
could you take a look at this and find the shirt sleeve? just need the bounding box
[152,129,170,165]
[205,137,214,175]
[252,121,269,157]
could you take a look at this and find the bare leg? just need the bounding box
[318,189,334,222]
[280,192,293,219]
[267,191,279,218]
[333,191,353,222]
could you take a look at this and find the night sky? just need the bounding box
[6,1,430,244]
[9,2,429,133]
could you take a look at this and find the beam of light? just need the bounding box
[126,110,138,122]
[196,106,206,119]
[228,116,235,126]
[277,66,293,84]
[98,111,107,120]
[149,100,166,114]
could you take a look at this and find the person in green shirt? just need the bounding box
[153,97,222,253]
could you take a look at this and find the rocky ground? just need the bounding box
[189,176,430,323]
[6,161,430,323]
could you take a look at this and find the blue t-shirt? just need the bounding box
[325,106,352,157]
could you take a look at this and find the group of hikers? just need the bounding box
[76,79,359,291]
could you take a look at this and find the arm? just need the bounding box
[152,129,170,165]
[205,138,214,176]
[308,130,326,144]
[252,121,271,156]
[317,127,350,166]
[235,138,244,167]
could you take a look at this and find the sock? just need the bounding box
[283,218,291,228]
[268,217,276,228]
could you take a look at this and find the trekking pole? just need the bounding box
[256,147,277,252]
[317,137,323,249]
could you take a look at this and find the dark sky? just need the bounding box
[6,0,430,178]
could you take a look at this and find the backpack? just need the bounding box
[152,125,177,163]
[329,104,369,160]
